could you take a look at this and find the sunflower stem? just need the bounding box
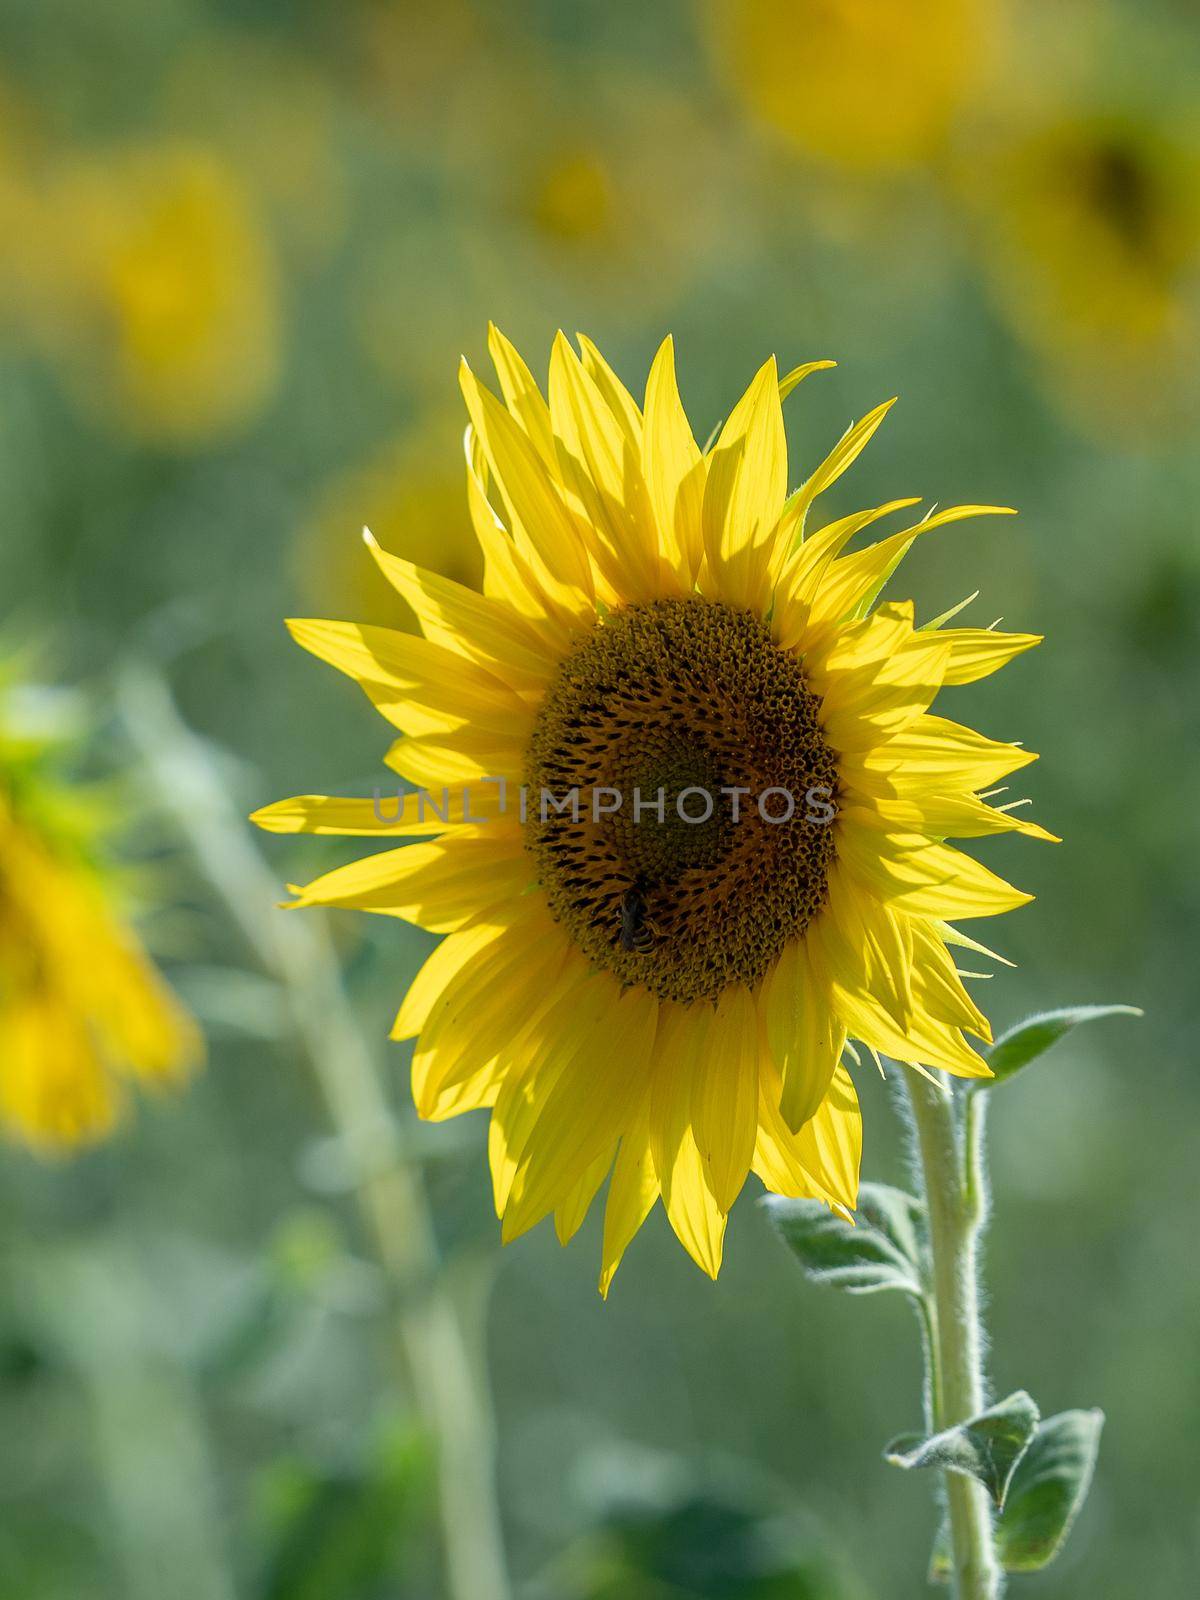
[904,1070,1001,1600]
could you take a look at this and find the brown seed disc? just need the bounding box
[524,597,839,1004]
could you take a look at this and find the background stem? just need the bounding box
[905,1071,1001,1600]
[120,665,511,1600]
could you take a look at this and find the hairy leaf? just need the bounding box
[984,1005,1142,1085]
[885,1390,1040,1508]
[763,1183,927,1298]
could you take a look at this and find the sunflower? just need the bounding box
[711,0,994,172]
[31,143,279,445]
[254,330,1050,1293]
[0,682,199,1152]
[959,110,1200,437]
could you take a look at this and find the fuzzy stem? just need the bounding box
[905,1071,1001,1600]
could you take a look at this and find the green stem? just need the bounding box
[905,1072,1001,1600]
[120,667,511,1600]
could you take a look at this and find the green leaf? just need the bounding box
[927,1409,1104,1582]
[762,1182,927,1298]
[984,1005,1142,1086]
[884,1391,1040,1508]
[996,1408,1104,1571]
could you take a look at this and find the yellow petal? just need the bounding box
[823,865,915,1029]
[251,786,510,838]
[908,920,992,1041]
[777,358,837,401]
[808,506,1016,631]
[285,617,532,739]
[488,959,595,1212]
[285,828,530,930]
[762,940,845,1134]
[486,322,557,468]
[934,627,1043,686]
[599,1096,660,1297]
[643,335,705,585]
[548,332,665,601]
[649,1004,726,1278]
[846,791,1059,844]
[702,355,786,611]
[783,396,896,539]
[417,947,569,1122]
[392,916,514,1041]
[459,357,595,608]
[576,332,644,447]
[772,498,921,650]
[752,1058,860,1209]
[555,1145,616,1246]
[465,424,586,642]
[820,636,953,750]
[840,714,1036,796]
[501,978,657,1241]
[0,995,119,1153]
[809,915,991,1079]
[364,530,557,695]
[690,986,759,1212]
[836,827,1034,920]
[788,1065,862,1210]
[383,732,527,791]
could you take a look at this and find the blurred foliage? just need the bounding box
[530,1449,866,1599]
[1,0,1199,1597]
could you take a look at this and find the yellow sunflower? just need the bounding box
[0,685,200,1152]
[254,330,1050,1293]
[711,0,995,171]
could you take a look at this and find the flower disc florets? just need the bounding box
[525,597,838,1004]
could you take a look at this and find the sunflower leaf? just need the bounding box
[996,1408,1105,1570]
[884,1390,1040,1508]
[763,1182,927,1298]
[983,1006,1142,1086]
[927,1408,1104,1582]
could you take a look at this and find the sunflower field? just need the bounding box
[1,4,1196,1598]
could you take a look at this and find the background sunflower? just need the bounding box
[0,2,1196,1598]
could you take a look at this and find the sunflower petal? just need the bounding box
[599,1097,660,1297]
[650,1004,727,1278]
[762,939,845,1133]
[935,627,1043,685]
[460,357,596,605]
[501,980,657,1242]
[691,986,759,1211]
[702,356,786,611]
[548,332,664,600]
[285,829,530,929]
[364,530,558,694]
[643,335,705,585]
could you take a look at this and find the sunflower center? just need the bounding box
[524,598,839,1004]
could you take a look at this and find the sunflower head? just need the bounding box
[0,672,200,1153]
[255,329,1051,1293]
[714,0,993,171]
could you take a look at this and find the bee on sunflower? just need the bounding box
[0,674,199,1152]
[254,330,1050,1294]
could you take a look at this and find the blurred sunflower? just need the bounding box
[163,37,348,265]
[298,418,483,628]
[711,0,994,170]
[33,142,279,445]
[255,331,1048,1291]
[0,675,199,1153]
[962,112,1200,435]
